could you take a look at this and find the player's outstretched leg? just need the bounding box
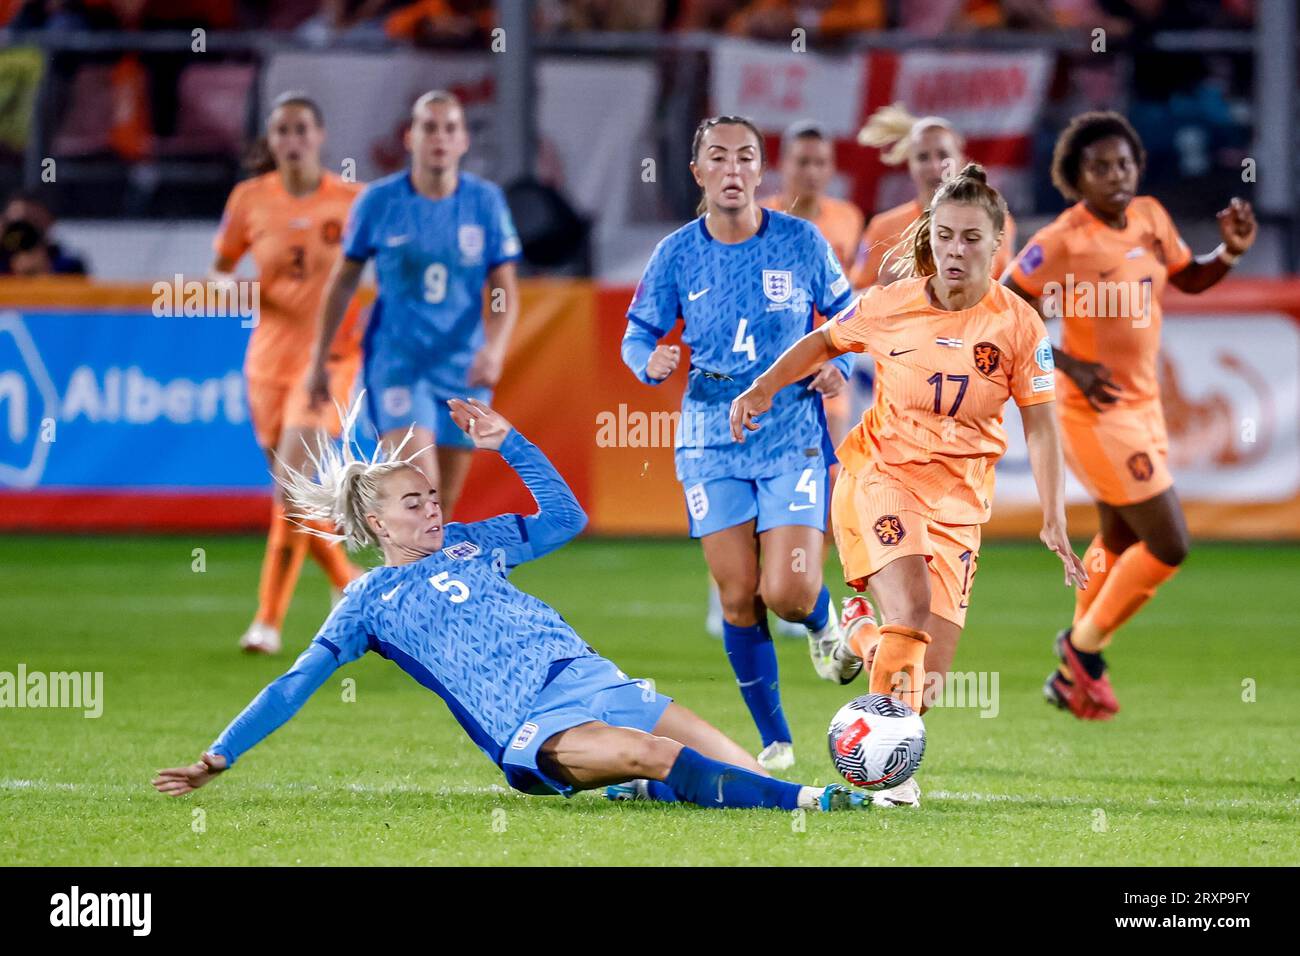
[538,720,867,812]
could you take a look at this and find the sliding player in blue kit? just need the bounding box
[152,396,871,813]
[622,116,856,771]
[307,89,519,520]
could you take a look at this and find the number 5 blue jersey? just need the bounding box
[344,170,521,396]
[623,209,853,482]
[208,429,594,772]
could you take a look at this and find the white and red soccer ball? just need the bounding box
[827,693,926,790]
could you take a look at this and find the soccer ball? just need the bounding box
[827,693,926,790]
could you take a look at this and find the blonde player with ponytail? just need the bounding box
[732,164,1086,808]
[851,103,1017,288]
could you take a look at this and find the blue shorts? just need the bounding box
[682,460,828,538]
[362,361,487,450]
[501,655,673,796]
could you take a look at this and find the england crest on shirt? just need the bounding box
[442,541,482,560]
[762,269,793,304]
[458,224,485,264]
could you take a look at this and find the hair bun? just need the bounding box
[957,162,987,183]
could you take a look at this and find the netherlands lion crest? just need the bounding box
[1127,452,1154,482]
[873,514,906,546]
[973,341,1001,377]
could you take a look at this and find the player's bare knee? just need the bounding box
[718,583,760,624]
[629,734,681,779]
[760,580,816,622]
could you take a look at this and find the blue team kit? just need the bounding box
[343,170,521,447]
[622,209,854,536]
[210,430,671,797]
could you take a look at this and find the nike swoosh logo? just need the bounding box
[889,348,916,357]
[385,235,411,247]
[687,288,710,301]
[788,503,817,512]
[381,584,403,601]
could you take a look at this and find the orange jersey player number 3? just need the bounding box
[213,172,364,384]
[826,277,1056,525]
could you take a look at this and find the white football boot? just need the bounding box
[757,741,795,771]
[808,604,865,685]
[238,621,281,655]
[871,776,921,808]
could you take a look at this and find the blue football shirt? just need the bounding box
[344,170,521,395]
[625,209,853,481]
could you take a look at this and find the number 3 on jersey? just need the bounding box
[423,262,448,304]
[732,318,756,362]
[429,570,469,603]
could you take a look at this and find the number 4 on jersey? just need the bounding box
[732,318,756,362]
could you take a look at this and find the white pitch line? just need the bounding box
[928,789,1300,811]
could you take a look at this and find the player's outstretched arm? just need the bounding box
[151,640,342,796]
[1021,401,1088,589]
[447,398,587,560]
[729,325,843,441]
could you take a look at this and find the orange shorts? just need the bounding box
[247,355,359,450]
[831,470,981,628]
[1059,402,1172,507]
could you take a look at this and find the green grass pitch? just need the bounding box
[1,534,1296,866]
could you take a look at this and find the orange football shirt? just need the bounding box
[850,199,1017,289]
[1007,196,1191,413]
[825,277,1055,524]
[213,171,362,383]
[761,193,865,273]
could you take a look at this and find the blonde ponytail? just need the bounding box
[278,393,429,552]
[857,102,961,167]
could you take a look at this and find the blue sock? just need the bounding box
[722,619,792,746]
[662,747,803,810]
[645,779,677,803]
[801,585,831,632]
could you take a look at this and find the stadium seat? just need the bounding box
[156,63,254,158]
[50,65,116,157]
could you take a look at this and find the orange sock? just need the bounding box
[1076,542,1178,651]
[304,519,357,589]
[1073,533,1121,625]
[255,504,310,629]
[868,624,932,714]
